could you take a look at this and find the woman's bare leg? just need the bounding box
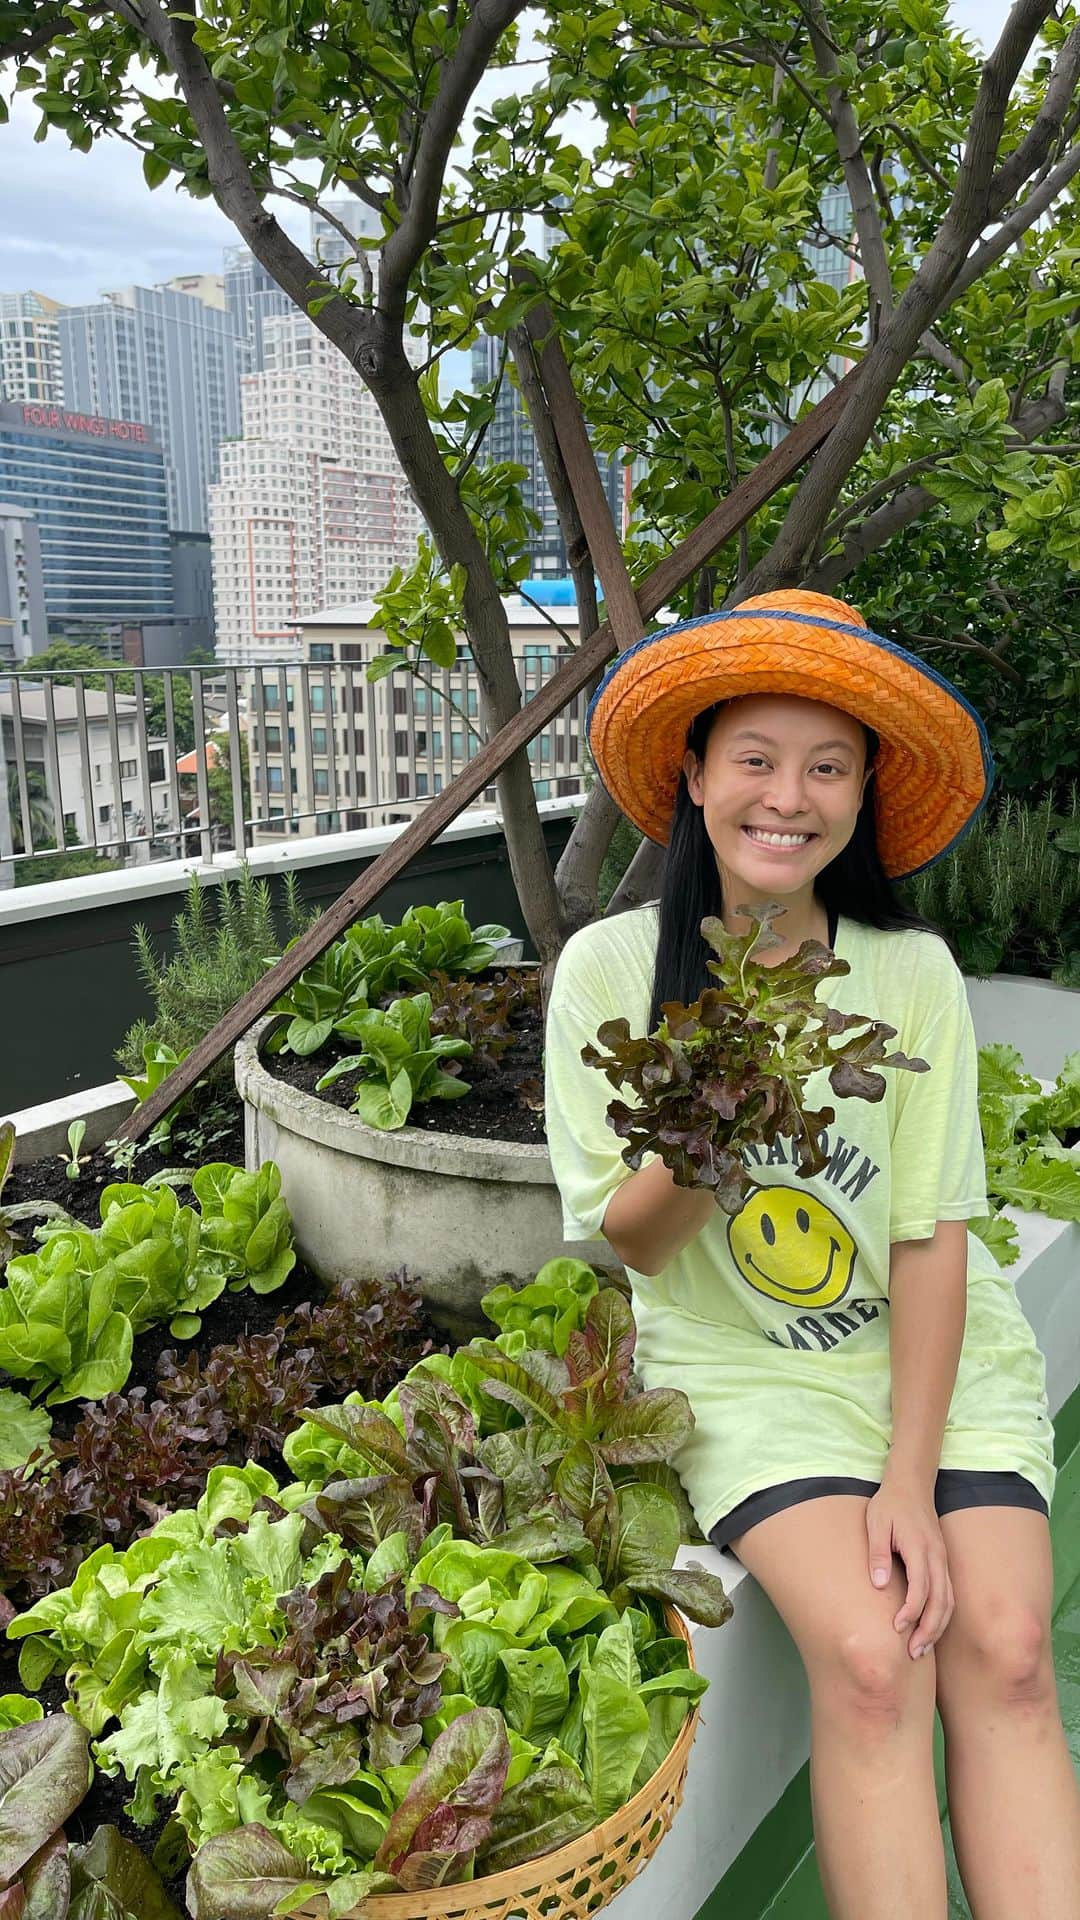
[732,1494,945,1920]
[935,1506,1080,1919]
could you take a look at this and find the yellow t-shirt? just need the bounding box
[544,904,1056,1538]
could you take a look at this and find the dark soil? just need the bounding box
[266,970,548,1147]
[4,1096,247,1229]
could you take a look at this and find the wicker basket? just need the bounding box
[294,1607,699,1920]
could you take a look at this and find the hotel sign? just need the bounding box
[0,401,155,444]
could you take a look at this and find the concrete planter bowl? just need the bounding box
[234,1013,621,1334]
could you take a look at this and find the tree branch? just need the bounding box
[989,20,1080,213]
[947,139,1080,307]
[129,0,371,371]
[806,389,1068,593]
[806,0,893,336]
[378,0,530,328]
[916,329,973,386]
[897,631,1025,686]
[737,0,1061,595]
[0,1,81,63]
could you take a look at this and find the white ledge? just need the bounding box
[0,796,586,927]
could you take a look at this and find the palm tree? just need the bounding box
[7,764,54,854]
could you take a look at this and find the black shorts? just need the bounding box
[709,1469,1049,1554]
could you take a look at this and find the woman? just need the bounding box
[544,589,1080,1919]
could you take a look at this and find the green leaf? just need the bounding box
[969,1212,1020,1267]
[351,1069,414,1129]
[497,1644,570,1743]
[142,149,171,190]
[0,1697,42,1732]
[580,1662,650,1819]
[48,1310,133,1405]
[0,1389,51,1470]
[612,1482,682,1580]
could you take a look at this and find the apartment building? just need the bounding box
[0,292,66,408]
[209,311,423,668]
[0,686,174,864]
[0,502,47,663]
[59,281,241,535]
[242,591,589,840]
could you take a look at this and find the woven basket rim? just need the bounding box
[305,1605,699,1920]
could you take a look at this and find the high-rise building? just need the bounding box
[58,281,241,535]
[225,201,384,378]
[0,501,47,663]
[242,589,589,840]
[165,272,226,310]
[469,333,626,577]
[310,198,384,270]
[209,312,423,667]
[0,399,174,650]
[0,292,65,407]
[223,246,293,375]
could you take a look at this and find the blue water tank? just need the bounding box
[519,578,581,605]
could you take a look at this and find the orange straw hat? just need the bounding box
[586,589,994,879]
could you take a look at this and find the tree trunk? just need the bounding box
[362,327,565,961]
[605,835,665,916]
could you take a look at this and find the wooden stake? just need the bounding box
[119,362,861,1142]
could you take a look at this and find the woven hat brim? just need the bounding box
[586,610,993,879]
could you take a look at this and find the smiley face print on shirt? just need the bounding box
[727,1186,858,1310]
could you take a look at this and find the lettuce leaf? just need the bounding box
[374,1706,511,1887]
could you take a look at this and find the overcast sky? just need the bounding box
[0,0,1014,394]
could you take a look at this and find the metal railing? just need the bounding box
[0,649,590,879]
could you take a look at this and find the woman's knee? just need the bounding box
[940,1598,1054,1708]
[811,1615,931,1731]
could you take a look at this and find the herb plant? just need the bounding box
[267,901,512,1061]
[582,903,929,1215]
[315,993,473,1130]
[118,866,314,1092]
[901,788,1080,986]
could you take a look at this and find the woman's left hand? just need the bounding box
[865,1467,954,1660]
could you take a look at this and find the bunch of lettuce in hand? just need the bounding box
[582,902,929,1215]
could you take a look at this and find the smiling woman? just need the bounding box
[544,586,1080,1920]
[680,696,873,963]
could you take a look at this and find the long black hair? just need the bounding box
[647,700,958,1031]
